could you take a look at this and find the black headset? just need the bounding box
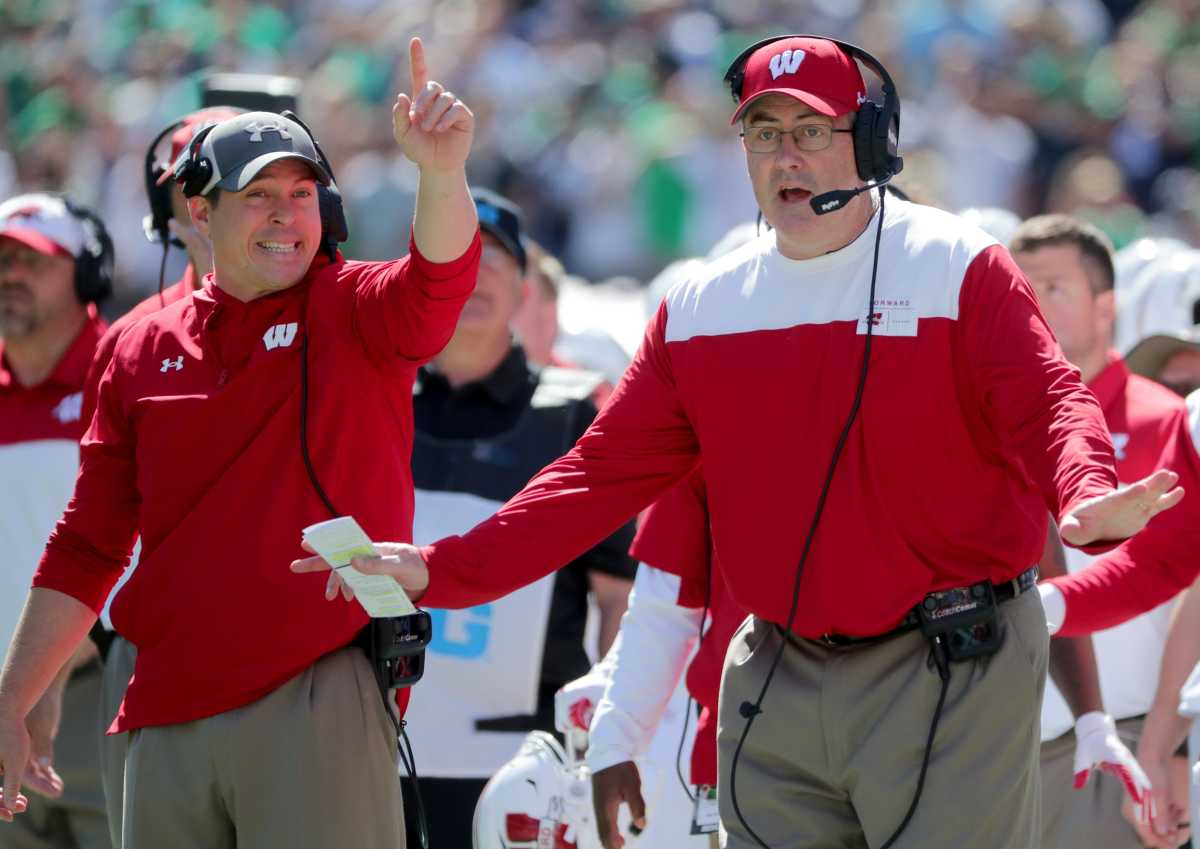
[723,35,903,185]
[172,110,349,258]
[143,110,245,248]
[143,118,190,248]
[59,196,115,306]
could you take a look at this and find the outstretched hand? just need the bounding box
[393,37,474,173]
[290,541,430,604]
[1059,470,1183,547]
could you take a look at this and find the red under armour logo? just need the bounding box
[504,814,577,849]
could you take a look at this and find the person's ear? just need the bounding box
[187,196,212,239]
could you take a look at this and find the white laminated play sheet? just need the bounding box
[302,516,418,618]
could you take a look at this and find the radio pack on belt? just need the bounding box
[916,580,1004,663]
[360,610,432,690]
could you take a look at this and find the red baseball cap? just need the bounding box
[154,106,245,186]
[730,37,867,125]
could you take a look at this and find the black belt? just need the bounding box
[807,566,1040,649]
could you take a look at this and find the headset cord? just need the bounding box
[878,637,951,849]
[156,241,169,308]
[729,189,886,849]
[301,329,429,849]
[370,638,431,849]
[676,554,714,803]
[300,330,340,518]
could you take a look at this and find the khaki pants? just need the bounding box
[1,663,111,849]
[1039,716,1144,849]
[96,637,135,849]
[718,589,1048,849]
[121,647,404,849]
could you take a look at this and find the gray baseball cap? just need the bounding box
[175,111,332,197]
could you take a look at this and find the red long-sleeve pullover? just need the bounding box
[421,201,1118,639]
[34,236,480,731]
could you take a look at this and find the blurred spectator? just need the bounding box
[511,237,561,367]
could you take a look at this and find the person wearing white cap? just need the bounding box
[0,192,115,849]
[0,38,478,849]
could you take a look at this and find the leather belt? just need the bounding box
[807,566,1040,649]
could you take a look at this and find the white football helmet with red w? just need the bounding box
[472,731,603,849]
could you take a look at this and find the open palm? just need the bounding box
[1060,469,1183,547]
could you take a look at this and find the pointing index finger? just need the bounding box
[410,37,429,98]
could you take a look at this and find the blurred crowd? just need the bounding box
[2,0,1200,314]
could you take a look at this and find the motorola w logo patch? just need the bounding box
[243,119,292,143]
[769,49,806,80]
[263,322,298,351]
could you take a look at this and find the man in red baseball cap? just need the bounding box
[728,35,868,124]
[294,35,1181,849]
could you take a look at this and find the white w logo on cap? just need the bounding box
[769,49,806,80]
[243,120,293,143]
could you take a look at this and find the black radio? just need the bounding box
[916,580,1004,663]
[361,610,432,690]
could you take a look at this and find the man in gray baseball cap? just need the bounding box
[170,110,333,197]
[0,38,480,849]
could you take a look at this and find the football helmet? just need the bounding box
[472,731,603,849]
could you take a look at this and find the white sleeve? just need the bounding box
[586,563,704,773]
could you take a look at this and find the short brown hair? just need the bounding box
[1009,214,1115,293]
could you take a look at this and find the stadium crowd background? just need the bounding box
[1,0,1199,320]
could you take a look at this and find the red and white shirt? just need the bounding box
[33,237,480,732]
[1049,388,1200,636]
[1041,354,1189,739]
[422,199,1118,638]
[0,312,105,652]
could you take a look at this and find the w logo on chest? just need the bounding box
[262,322,299,351]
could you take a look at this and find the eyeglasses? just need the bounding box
[740,124,853,154]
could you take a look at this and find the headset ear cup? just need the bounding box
[174,123,218,198]
[852,104,880,183]
[182,158,212,199]
[318,184,349,247]
[146,166,180,247]
[61,200,114,305]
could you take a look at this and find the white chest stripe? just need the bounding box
[664,201,998,343]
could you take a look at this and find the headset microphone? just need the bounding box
[811,173,894,215]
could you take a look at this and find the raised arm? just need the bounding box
[352,37,481,365]
[397,37,477,262]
